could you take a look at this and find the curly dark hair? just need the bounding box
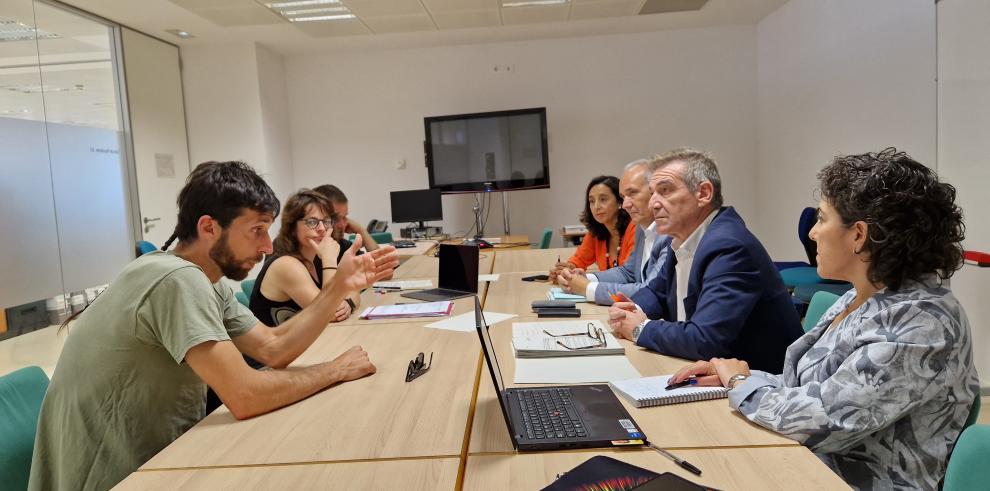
[817,148,965,291]
[580,175,631,242]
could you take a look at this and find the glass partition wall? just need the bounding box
[0,0,135,339]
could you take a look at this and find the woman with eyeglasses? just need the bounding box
[668,148,979,490]
[249,189,359,327]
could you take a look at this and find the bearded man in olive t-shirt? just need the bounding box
[29,161,398,491]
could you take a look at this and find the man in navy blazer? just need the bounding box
[609,148,802,373]
[558,159,672,305]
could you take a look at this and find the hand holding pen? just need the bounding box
[665,375,698,390]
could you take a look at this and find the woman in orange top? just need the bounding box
[550,175,635,281]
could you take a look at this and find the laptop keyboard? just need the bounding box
[517,388,588,440]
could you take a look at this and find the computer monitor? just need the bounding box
[389,188,443,228]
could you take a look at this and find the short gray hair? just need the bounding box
[647,148,723,209]
[623,159,650,185]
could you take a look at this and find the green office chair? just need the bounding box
[801,291,842,332]
[347,232,395,245]
[0,366,50,491]
[943,423,990,491]
[538,228,552,249]
[235,291,249,307]
[240,279,256,298]
[966,396,981,429]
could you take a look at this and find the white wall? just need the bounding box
[755,0,937,262]
[256,44,296,201]
[937,0,990,390]
[181,42,295,285]
[285,26,758,244]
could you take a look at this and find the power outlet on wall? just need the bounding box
[396,158,406,170]
[492,64,514,73]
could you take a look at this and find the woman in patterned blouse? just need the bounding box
[670,148,979,490]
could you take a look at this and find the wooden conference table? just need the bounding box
[116,244,848,490]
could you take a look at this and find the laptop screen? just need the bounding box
[473,296,516,438]
[439,244,479,293]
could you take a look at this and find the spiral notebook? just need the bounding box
[608,375,728,408]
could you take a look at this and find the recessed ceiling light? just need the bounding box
[289,14,355,22]
[165,29,193,39]
[502,0,568,7]
[267,0,339,8]
[0,18,60,42]
[263,0,354,23]
[280,6,348,16]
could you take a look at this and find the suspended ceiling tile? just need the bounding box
[570,0,642,20]
[432,9,501,29]
[190,5,284,26]
[638,0,709,15]
[363,14,437,34]
[169,0,248,8]
[291,18,371,37]
[345,0,427,18]
[423,0,499,14]
[500,5,570,25]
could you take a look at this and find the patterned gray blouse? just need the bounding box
[728,277,979,490]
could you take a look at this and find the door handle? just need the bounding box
[143,216,161,233]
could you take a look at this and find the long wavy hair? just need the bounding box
[272,189,336,265]
[580,175,630,242]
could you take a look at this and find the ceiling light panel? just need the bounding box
[502,0,568,7]
[262,0,356,23]
[0,18,61,42]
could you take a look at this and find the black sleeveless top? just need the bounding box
[249,254,323,326]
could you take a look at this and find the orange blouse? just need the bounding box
[567,224,637,272]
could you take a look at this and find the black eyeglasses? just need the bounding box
[300,218,333,230]
[405,352,433,382]
[543,323,606,350]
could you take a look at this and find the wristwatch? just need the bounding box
[631,318,648,341]
[344,298,357,312]
[727,374,749,390]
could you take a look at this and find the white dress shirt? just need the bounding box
[672,210,717,321]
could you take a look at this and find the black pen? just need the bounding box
[647,442,702,476]
[664,376,697,391]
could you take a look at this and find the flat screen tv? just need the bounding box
[424,107,549,194]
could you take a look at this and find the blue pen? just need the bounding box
[664,376,697,391]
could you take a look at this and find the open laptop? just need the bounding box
[401,244,479,302]
[472,296,647,451]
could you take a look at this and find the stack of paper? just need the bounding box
[512,320,624,358]
[546,288,587,302]
[359,301,453,320]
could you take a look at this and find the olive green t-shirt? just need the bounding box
[29,252,257,491]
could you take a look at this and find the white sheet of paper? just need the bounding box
[425,311,516,332]
[478,274,500,282]
[514,356,641,384]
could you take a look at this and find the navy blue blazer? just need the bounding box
[630,207,802,373]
